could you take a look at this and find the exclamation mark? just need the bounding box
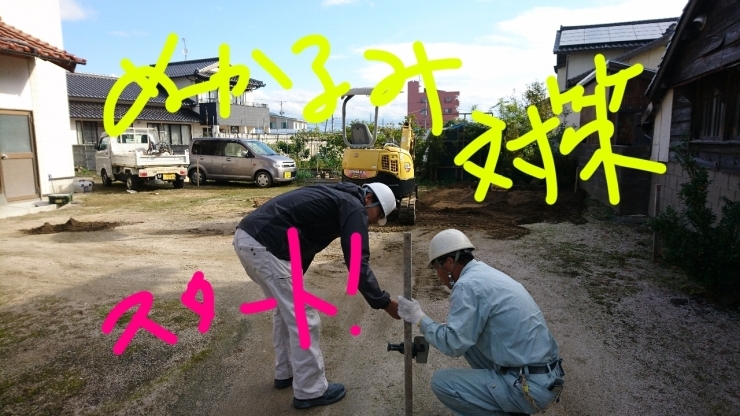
[347,232,362,337]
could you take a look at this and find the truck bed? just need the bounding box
[110,151,189,168]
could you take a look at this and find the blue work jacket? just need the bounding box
[420,260,559,369]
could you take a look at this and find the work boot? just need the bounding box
[274,377,293,389]
[292,383,346,409]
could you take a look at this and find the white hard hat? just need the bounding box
[363,182,396,226]
[427,229,475,269]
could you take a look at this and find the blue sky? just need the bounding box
[60,0,687,127]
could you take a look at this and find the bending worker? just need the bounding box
[398,229,564,416]
[234,182,401,410]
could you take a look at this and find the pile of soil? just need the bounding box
[26,218,122,235]
[413,184,587,239]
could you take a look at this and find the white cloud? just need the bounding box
[59,0,93,21]
[322,0,358,6]
[108,30,148,38]
[352,0,686,120]
[259,0,687,125]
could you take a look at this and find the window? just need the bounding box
[733,88,740,139]
[246,140,278,155]
[199,90,218,103]
[281,121,288,129]
[75,121,100,144]
[147,123,191,145]
[444,97,453,103]
[202,127,212,137]
[420,98,427,104]
[420,109,427,116]
[700,87,725,139]
[444,108,452,114]
[98,137,109,150]
[613,112,638,145]
[270,122,276,129]
[192,140,220,156]
[230,126,240,134]
[692,71,740,141]
[224,141,247,157]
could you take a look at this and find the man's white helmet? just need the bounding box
[363,182,396,226]
[427,229,475,269]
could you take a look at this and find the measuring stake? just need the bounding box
[403,232,412,416]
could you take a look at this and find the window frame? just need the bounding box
[692,70,740,142]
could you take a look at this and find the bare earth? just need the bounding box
[1,181,739,416]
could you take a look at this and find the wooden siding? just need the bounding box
[667,0,740,86]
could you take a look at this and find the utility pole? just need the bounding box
[182,38,188,60]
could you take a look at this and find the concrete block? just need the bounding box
[715,171,730,189]
[706,170,716,185]
[707,185,721,207]
[720,187,734,202]
[728,173,740,192]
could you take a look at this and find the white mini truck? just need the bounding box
[95,128,190,191]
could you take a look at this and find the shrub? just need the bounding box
[648,143,740,302]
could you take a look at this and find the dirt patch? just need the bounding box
[3,183,740,416]
[414,184,587,239]
[25,218,123,234]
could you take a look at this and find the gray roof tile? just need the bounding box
[67,72,189,104]
[161,58,266,90]
[554,17,678,53]
[69,101,203,123]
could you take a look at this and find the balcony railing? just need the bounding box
[198,97,268,108]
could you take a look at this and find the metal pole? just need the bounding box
[652,184,661,263]
[403,232,412,416]
[574,166,579,194]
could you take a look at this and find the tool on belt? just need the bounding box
[513,359,565,412]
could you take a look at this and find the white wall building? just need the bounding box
[552,18,677,129]
[0,1,85,203]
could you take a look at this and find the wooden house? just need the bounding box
[645,0,740,220]
[575,62,658,215]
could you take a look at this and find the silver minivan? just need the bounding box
[188,138,297,188]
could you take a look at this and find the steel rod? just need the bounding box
[652,184,661,263]
[403,232,412,416]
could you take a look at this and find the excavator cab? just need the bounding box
[340,88,417,225]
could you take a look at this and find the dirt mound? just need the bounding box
[26,218,122,234]
[414,185,587,239]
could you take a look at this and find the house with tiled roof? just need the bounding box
[67,72,204,169]
[0,2,85,204]
[551,17,679,216]
[644,0,740,222]
[269,113,308,133]
[160,58,269,135]
[553,17,678,128]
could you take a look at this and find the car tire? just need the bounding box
[189,169,205,186]
[101,170,113,187]
[125,173,138,191]
[255,171,273,188]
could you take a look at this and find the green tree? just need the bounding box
[491,80,574,185]
[649,143,740,301]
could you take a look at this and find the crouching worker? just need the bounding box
[398,229,564,416]
[234,182,401,410]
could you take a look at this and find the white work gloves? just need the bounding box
[397,295,426,326]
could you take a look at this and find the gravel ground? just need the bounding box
[0,183,739,416]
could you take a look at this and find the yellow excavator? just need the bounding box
[340,88,417,225]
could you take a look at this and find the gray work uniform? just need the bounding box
[419,260,562,415]
[234,183,391,400]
